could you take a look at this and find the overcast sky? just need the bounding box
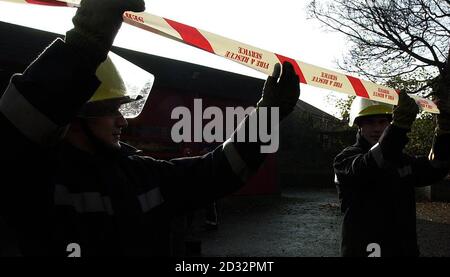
[0,0,349,117]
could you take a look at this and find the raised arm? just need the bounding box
[135,62,300,212]
[0,0,145,148]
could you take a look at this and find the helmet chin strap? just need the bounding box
[79,118,122,158]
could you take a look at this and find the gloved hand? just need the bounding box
[391,90,419,130]
[65,0,145,67]
[257,62,300,120]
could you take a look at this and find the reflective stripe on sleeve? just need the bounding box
[371,143,415,177]
[137,187,165,213]
[428,148,450,169]
[334,174,340,185]
[54,185,114,215]
[0,82,66,145]
[370,143,384,168]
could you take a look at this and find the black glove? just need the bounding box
[65,0,145,68]
[391,90,419,130]
[257,62,300,120]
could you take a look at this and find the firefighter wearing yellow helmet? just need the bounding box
[0,0,302,256]
[70,52,154,152]
[78,52,154,119]
[333,92,450,257]
[348,97,393,127]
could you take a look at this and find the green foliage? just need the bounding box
[337,96,355,123]
[405,112,436,156]
[308,0,449,90]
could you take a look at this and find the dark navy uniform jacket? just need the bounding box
[0,39,263,256]
[334,126,450,257]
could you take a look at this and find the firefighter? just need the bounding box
[0,0,300,256]
[333,92,450,257]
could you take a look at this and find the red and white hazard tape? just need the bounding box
[1,0,440,113]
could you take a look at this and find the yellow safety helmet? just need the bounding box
[349,97,393,127]
[78,52,155,118]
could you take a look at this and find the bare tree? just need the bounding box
[308,0,449,97]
